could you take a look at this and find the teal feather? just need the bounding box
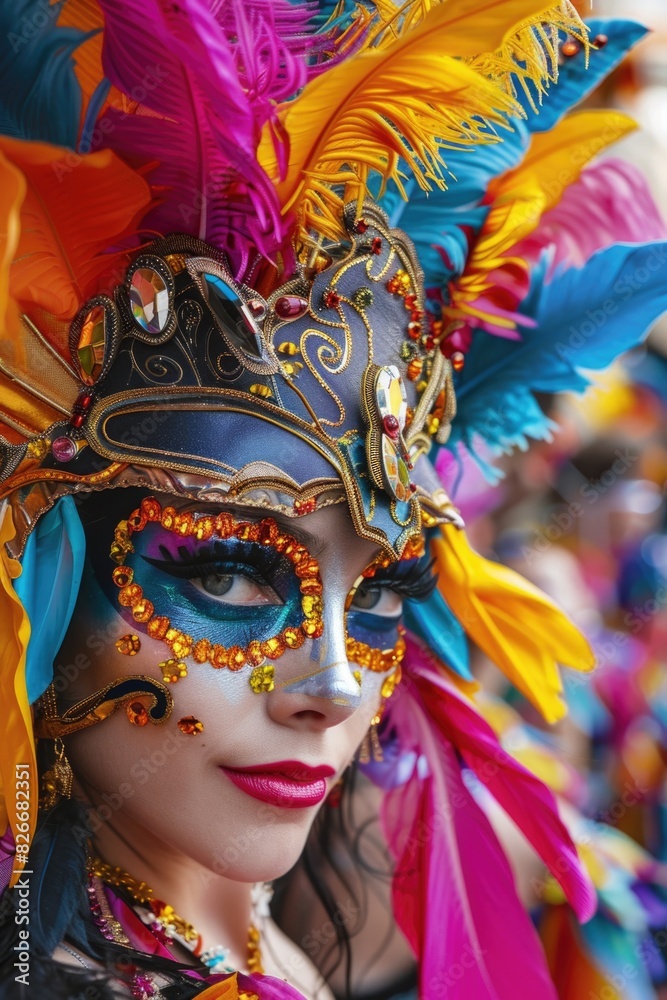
[0,0,91,148]
[518,19,649,134]
[448,242,667,457]
[404,590,472,680]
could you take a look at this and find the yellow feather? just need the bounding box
[446,109,637,328]
[261,0,588,246]
[0,506,35,886]
[432,523,594,724]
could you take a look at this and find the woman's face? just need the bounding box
[57,492,408,882]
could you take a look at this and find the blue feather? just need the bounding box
[0,0,91,148]
[448,242,667,457]
[378,20,646,296]
[519,20,649,134]
[79,78,111,154]
[404,590,472,680]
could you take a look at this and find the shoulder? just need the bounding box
[260,919,334,1000]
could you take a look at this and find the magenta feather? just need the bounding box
[95,0,325,275]
[381,636,596,997]
[515,158,667,272]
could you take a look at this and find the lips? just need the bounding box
[219,759,336,809]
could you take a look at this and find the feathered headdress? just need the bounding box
[1,2,667,996]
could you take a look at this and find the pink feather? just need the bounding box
[381,636,596,998]
[515,158,667,273]
[96,0,324,275]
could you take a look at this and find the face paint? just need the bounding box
[344,533,430,679]
[110,497,323,675]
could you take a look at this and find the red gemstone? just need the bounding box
[79,392,94,409]
[410,310,423,322]
[409,483,418,493]
[383,414,400,438]
[593,33,608,48]
[323,289,340,309]
[423,336,435,351]
[275,295,308,319]
[404,294,417,309]
[371,238,382,255]
[354,219,369,234]
[407,322,421,340]
[70,413,85,429]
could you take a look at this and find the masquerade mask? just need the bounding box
[1,207,460,562]
[110,497,409,692]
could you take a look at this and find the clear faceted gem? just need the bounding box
[130,267,170,334]
[77,305,106,384]
[375,365,408,432]
[203,273,263,358]
[381,435,412,503]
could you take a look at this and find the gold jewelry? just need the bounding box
[38,685,73,809]
[110,497,324,674]
[34,676,173,740]
[91,856,263,974]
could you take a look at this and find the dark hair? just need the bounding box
[0,764,406,1000]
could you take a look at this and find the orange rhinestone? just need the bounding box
[132,598,154,623]
[295,557,320,579]
[293,497,317,516]
[273,534,288,552]
[210,645,229,668]
[246,640,265,666]
[141,497,162,521]
[171,633,193,659]
[194,515,215,541]
[178,716,204,735]
[118,583,142,607]
[300,577,323,596]
[115,634,141,655]
[126,702,149,727]
[228,646,247,671]
[261,635,286,660]
[283,627,305,650]
[193,638,211,663]
[407,322,421,341]
[128,509,146,532]
[173,511,193,536]
[147,616,170,639]
[301,594,323,618]
[258,520,278,545]
[235,522,259,542]
[407,358,423,381]
[112,566,134,588]
[161,506,176,530]
[301,619,324,639]
[215,512,234,538]
[451,351,465,372]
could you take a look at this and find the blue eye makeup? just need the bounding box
[108,497,324,673]
[346,557,437,650]
[138,536,302,647]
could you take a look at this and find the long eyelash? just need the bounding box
[142,540,282,583]
[370,558,438,602]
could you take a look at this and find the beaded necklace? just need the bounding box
[87,857,266,997]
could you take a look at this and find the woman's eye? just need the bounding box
[192,571,280,606]
[352,584,403,617]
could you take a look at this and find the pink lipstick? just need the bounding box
[219,759,336,809]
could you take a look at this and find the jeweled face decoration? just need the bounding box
[109,496,409,696]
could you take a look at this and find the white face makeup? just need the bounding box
[56,497,407,883]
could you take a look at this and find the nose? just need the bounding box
[265,591,362,730]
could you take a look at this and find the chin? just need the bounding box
[200,812,319,883]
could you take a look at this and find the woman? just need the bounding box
[1,1,667,998]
